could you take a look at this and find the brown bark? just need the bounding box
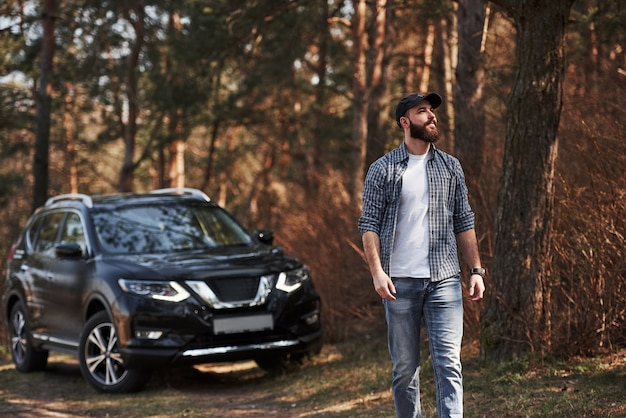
[157,143,166,189]
[434,16,455,150]
[454,0,487,178]
[350,0,368,203]
[481,0,576,361]
[119,0,145,193]
[168,136,185,189]
[166,103,185,189]
[63,84,78,194]
[247,147,275,224]
[582,0,599,95]
[33,0,57,210]
[365,0,392,168]
[418,21,435,93]
[201,121,221,191]
[306,0,330,194]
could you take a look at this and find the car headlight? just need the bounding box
[118,279,190,302]
[276,266,310,293]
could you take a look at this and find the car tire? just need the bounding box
[78,311,151,393]
[9,301,49,372]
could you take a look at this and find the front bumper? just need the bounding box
[115,285,323,369]
[120,328,323,368]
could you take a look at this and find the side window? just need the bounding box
[33,212,65,254]
[60,212,86,253]
[26,216,44,250]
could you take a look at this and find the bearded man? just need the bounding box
[358,93,486,418]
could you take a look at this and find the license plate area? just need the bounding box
[212,314,274,335]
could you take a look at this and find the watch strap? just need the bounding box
[470,267,486,278]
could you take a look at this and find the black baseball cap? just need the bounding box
[395,93,443,127]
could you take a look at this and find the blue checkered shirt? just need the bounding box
[358,143,475,281]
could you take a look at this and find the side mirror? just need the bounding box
[55,243,84,259]
[254,229,274,245]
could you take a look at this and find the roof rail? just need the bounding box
[149,188,211,202]
[45,193,93,208]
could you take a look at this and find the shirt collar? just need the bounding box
[396,142,437,162]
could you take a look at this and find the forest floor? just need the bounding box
[1,316,625,418]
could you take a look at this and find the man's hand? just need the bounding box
[373,272,396,301]
[468,274,485,301]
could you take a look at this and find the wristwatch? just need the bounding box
[470,267,486,279]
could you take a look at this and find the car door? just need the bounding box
[30,210,88,347]
[27,211,66,338]
[49,211,90,346]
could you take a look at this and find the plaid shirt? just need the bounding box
[358,143,475,281]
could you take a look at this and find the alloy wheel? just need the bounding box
[10,309,27,365]
[83,322,127,386]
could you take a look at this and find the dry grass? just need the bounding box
[0,314,625,418]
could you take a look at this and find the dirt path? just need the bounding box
[0,347,377,418]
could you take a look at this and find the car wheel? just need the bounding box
[9,301,49,372]
[78,311,151,393]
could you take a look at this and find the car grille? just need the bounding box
[186,275,274,309]
[206,276,259,302]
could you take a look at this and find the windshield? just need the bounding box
[92,203,253,254]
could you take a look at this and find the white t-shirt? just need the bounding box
[389,153,430,278]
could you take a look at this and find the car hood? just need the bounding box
[100,245,302,280]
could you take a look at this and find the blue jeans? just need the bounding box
[383,276,464,418]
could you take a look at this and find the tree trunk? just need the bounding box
[365,0,392,168]
[201,120,220,191]
[168,139,185,189]
[418,21,435,93]
[166,106,185,189]
[33,0,56,210]
[350,0,368,203]
[454,0,487,178]
[434,16,455,150]
[481,0,575,361]
[119,0,145,193]
[63,84,78,194]
[157,143,166,189]
[307,0,329,194]
[582,0,599,95]
[247,147,275,225]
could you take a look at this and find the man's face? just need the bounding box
[406,102,439,143]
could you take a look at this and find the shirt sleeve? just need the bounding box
[451,157,475,234]
[358,160,387,237]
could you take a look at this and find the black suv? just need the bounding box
[3,188,322,393]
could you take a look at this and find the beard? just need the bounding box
[409,120,440,143]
